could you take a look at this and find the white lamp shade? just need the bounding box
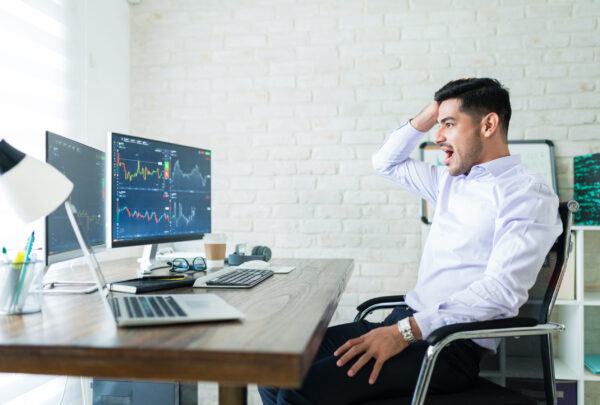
[0,155,73,223]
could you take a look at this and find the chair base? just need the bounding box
[360,377,536,405]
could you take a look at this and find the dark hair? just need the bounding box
[434,78,511,136]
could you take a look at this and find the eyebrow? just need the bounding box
[439,116,455,124]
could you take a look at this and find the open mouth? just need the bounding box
[442,148,454,165]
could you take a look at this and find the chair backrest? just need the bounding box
[524,201,578,324]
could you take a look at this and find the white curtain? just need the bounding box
[0,0,85,245]
[0,1,129,402]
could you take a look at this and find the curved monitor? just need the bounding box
[107,132,211,248]
[45,131,106,265]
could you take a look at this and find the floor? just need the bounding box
[0,374,88,405]
[0,375,263,405]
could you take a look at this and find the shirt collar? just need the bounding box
[469,155,521,178]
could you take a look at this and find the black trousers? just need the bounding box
[258,306,481,405]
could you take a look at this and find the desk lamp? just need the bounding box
[0,138,73,223]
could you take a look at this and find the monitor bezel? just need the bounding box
[106,132,211,248]
[45,131,106,266]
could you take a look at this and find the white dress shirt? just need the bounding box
[372,121,562,351]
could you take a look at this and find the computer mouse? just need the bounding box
[238,260,270,269]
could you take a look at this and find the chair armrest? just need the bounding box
[356,295,406,312]
[426,317,540,345]
[412,319,564,405]
[354,295,406,322]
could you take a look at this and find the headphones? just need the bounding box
[227,245,272,266]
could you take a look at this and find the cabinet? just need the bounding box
[559,226,600,405]
[480,226,600,404]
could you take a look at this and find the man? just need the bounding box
[259,78,562,404]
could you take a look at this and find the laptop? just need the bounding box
[64,202,245,327]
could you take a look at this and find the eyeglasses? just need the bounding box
[168,257,207,273]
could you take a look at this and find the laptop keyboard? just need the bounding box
[206,268,274,287]
[114,295,188,319]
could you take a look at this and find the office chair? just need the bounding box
[355,200,579,405]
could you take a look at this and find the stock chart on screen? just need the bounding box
[110,133,211,246]
[46,132,105,263]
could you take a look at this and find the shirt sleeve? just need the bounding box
[412,180,562,339]
[371,121,442,204]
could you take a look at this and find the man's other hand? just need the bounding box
[410,101,439,132]
[334,324,408,385]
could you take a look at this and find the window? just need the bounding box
[0,0,85,243]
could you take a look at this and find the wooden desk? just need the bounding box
[0,258,353,404]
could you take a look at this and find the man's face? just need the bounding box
[434,99,484,176]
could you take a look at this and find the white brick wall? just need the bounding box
[131,2,599,400]
[131,0,600,305]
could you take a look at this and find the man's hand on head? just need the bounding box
[333,324,408,385]
[410,101,439,132]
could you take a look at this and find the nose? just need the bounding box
[433,127,445,145]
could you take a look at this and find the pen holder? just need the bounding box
[0,260,44,315]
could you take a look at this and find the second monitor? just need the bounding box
[46,131,105,265]
[107,133,211,254]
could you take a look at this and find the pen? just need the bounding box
[142,276,187,280]
[0,249,21,310]
[24,232,35,261]
[12,232,35,309]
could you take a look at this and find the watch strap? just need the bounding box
[398,317,417,344]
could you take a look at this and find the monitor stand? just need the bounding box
[138,244,159,275]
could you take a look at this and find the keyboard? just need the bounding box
[113,295,187,319]
[206,268,274,288]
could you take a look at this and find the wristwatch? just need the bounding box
[398,317,417,344]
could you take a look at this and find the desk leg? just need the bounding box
[219,384,247,405]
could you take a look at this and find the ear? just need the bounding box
[480,112,500,139]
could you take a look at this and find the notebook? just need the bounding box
[64,202,244,327]
[109,275,196,294]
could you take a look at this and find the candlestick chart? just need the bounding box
[111,134,211,244]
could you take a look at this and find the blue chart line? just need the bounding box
[118,206,170,224]
[116,202,170,239]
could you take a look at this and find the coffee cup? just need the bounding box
[203,233,227,269]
